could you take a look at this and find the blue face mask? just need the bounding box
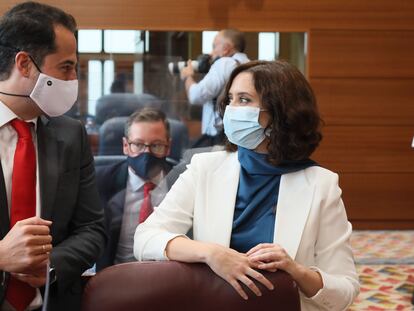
[127,152,167,180]
[223,106,267,149]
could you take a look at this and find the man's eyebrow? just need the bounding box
[58,60,77,66]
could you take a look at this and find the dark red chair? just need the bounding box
[82,261,301,311]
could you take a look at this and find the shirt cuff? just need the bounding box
[301,266,334,309]
[301,266,353,311]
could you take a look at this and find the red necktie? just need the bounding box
[138,182,156,223]
[5,119,36,311]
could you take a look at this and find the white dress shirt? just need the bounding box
[114,167,166,264]
[0,101,42,310]
[188,52,249,136]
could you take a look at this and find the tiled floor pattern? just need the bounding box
[349,231,414,310]
[351,231,414,265]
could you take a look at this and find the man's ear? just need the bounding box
[222,41,234,57]
[122,137,130,156]
[166,138,172,156]
[14,52,32,77]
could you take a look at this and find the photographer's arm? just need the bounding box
[180,60,196,93]
[184,76,196,93]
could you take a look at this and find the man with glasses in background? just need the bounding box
[96,107,172,270]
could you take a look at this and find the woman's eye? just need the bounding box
[240,97,250,104]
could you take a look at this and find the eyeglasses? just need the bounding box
[128,141,168,156]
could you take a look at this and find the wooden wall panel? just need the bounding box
[339,173,414,223]
[309,27,414,228]
[1,1,414,31]
[313,126,414,173]
[309,30,414,78]
[312,78,414,126]
[350,220,414,230]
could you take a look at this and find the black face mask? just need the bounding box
[127,152,167,180]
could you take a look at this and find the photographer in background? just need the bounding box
[180,29,249,147]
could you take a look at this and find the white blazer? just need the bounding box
[134,151,359,311]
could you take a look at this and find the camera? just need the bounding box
[168,54,212,75]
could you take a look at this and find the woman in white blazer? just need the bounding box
[134,60,359,311]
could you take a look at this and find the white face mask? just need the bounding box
[30,73,78,117]
[223,105,267,149]
[0,51,78,117]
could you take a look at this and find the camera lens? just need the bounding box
[168,61,186,74]
[167,55,211,75]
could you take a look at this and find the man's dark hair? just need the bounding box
[0,1,77,80]
[219,60,323,165]
[221,29,246,53]
[125,107,170,139]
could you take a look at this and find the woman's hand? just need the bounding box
[165,238,274,300]
[247,243,323,298]
[205,244,274,300]
[247,243,297,275]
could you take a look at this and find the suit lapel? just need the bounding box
[207,152,240,246]
[0,164,10,238]
[37,116,59,220]
[274,170,315,259]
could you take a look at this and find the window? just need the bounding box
[258,32,279,60]
[202,31,218,54]
[87,60,102,115]
[78,30,102,53]
[76,30,306,156]
[104,30,143,54]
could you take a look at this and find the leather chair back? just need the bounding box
[93,155,126,168]
[82,261,301,311]
[95,93,162,126]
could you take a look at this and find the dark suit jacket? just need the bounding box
[95,159,172,271]
[0,115,106,311]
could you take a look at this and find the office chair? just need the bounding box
[95,93,163,126]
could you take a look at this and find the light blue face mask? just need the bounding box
[223,105,267,149]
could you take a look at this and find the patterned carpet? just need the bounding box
[349,231,414,310]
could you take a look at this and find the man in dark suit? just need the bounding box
[0,2,105,310]
[96,108,172,270]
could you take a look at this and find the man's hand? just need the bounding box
[0,217,52,274]
[11,264,48,288]
[180,60,195,81]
